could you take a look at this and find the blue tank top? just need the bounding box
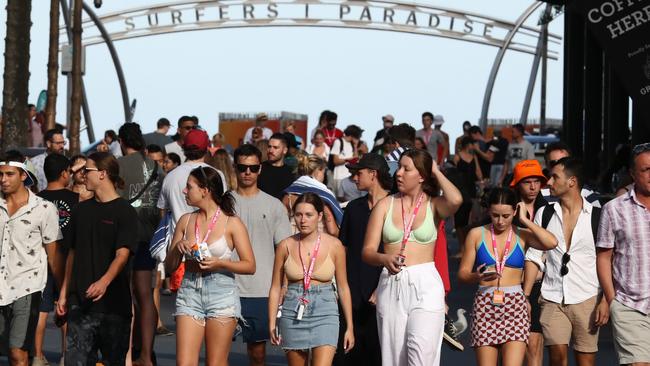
[474,226,525,270]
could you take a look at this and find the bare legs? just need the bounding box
[286,346,336,366]
[176,315,237,366]
[475,341,526,366]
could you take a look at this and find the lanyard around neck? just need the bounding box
[194,209,221,245]
[490,224,513,276]
[399,193,425,259]
[298,232,322,304]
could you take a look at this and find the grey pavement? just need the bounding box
[5,223,619,365]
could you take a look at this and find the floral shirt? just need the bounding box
[0,190,61,305]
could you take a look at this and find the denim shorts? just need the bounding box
[278,283,339,351]
[175,271,242,324]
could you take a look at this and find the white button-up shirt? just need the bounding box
[525,197,600,304]
[0,190,61,306]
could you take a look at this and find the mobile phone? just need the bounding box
[480,265,497,275]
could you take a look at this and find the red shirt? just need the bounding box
[322,127,343,148]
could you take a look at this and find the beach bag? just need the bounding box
[149,211,172,262]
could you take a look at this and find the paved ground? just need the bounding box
[4,224,619,365]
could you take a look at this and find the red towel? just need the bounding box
[434,220,451,295]
[169,262,185,292]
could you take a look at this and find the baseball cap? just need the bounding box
[433,115,445,126]
[346,153,389,173]
[183,129,210,151]
[0,160,36,186]
[510,159,547,187]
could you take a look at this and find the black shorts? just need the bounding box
[240,297,270,343]
[133,241,156,271]
[39,269,58,313]
[454,201,473,229]
[529,280,543,333]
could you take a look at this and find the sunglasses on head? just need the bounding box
[235,163,261,173]
[560,252,571,276]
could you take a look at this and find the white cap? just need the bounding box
[433,115,445,126]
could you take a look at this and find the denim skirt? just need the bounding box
[174,271,242,323]
[278,283,339,350]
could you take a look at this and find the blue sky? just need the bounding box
[0,0,565,148]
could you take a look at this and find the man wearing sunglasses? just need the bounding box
[596,142,650,366]
[525,157,604,366]
[230,144,292,366]
[164,116,196,163]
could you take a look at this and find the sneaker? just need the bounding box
[443,315,464,351]
[32,356,50,366]
[156,326,174,336]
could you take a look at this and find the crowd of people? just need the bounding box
[0,109,648,366]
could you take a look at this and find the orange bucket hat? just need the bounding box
[510,159,547,187]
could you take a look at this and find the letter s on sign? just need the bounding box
[125,17,135,31]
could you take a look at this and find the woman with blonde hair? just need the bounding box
[282,152,342,236]
[206,149,237,191]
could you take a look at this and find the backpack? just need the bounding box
[540,203,601,242]
[327,137,344,171]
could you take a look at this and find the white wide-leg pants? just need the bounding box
[376,262,445,366]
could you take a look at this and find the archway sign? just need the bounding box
[65,0,561,59]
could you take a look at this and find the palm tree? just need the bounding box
[68,0,82,155]
[45,0,60,131]
[1,0,32,151]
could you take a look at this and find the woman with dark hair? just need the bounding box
[268,192,355,365]
[414,137,427,150]
[164,166,256,365]
[362,148,463,366]
[458,188,557,366]
[306,130,330,161]
[103,129,123,158]
[163,152,181,173]
[282,153,342,236]
[452,136,483,259]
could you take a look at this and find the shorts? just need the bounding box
[0,292,41,352]
[175,271,242,323]
[454,201,473,228]
[39,270,57,313]
[133,241,156,271]
[610,299,650,364]
[529,280,542,333]
[65,306,131,365]
[278,283,339,351]
[240,297,270,343]
[539,295,599,353]
[470,285,530,347]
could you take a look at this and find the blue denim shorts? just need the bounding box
[278,283,339,350]
[175,271,242,324]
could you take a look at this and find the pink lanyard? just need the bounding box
[298,232,322,305]
[490,224,513,276]
[399,193,425,258]
[194,209,221,244]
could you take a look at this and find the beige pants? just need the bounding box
[539,295,599,353]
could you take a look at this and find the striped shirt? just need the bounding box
[596,185,650,315]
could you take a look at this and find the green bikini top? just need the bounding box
[382,195,437,245]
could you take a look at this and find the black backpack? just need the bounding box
[540,203,601,242]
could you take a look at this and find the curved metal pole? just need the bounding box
[81,2,132,123]
[60,0,96,143]
[479,2,542,130]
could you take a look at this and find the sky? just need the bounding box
[0,0,565,149]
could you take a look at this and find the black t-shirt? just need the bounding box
[37,189,79,251]
[68,198,138,316]
[490,137,509,165]
[257,161,296,200]
[339,195,383,309]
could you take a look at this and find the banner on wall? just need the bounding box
[218,111,308,149]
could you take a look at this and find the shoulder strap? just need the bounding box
[182,213,193,240]
[591,207,601,242]
[541,204,555,229]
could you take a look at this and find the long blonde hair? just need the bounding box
[206,149,237,191]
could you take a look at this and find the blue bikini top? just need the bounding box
[474,226,525,270]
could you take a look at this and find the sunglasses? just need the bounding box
[83,167,99,174]
[632,142,650,156]
[560,253,571,276]
[235,163,261,173]
[181,125,196,131]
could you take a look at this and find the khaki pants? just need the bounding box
[539,295,599,353]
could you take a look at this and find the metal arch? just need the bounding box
[81,2,132,124]
[479,1,543,130]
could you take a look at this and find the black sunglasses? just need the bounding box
[560,253,571,276]
[235,163,261,173]
[181,125,197,131]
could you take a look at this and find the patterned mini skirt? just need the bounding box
[470,285,530,347]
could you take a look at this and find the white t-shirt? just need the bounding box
[306,144,330,160]
[330,138,353,180]
[156,162,226,233]
[243,127,273,144]
[164,141,186,163]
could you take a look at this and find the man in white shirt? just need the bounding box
[525,157,607,366]
[164,116,197,163]
[330,125,363,200]
[243,113,273,144]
